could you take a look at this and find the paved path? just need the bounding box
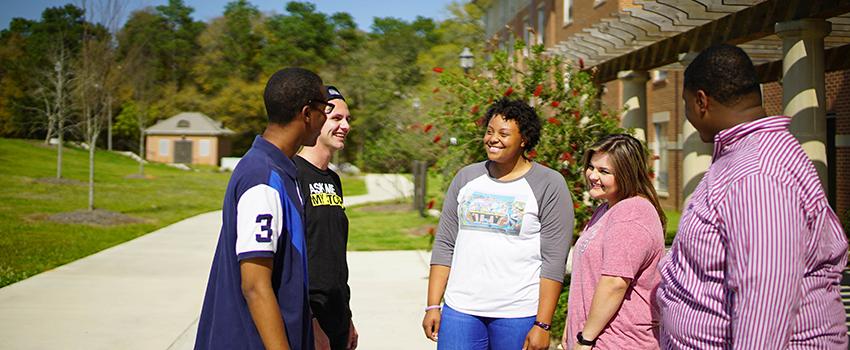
[0,173,431,349]
[345,173,413,207]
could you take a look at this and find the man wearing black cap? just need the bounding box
[295,86,358,350]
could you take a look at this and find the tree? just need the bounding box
[34,44,73,178]
[262,2,337,71]
[192,0,264,93]
[75,0,124,211]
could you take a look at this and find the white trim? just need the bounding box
[562,0,573,27]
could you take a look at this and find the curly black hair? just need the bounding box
[684,44,761,107]
[263,67,324,125]
[483,98,541,152]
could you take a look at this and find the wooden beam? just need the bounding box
[594,0,850,83]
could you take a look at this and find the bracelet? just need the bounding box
[424,305,442,312]
[533,320,551,331]
[576,332,597,346]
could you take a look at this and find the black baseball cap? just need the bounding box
[326,85,345,102]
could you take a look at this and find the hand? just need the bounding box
[572,342,593,350]
[421,309,441,342]
[346,320,358,350]
[312,318,330,350]
[522,325,550,350]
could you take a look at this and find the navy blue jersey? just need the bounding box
[195,136,313,350]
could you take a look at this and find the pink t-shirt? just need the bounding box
[566,196,664,349]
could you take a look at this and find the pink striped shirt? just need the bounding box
[657,116,848,349]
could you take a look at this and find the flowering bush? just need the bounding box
[429,42,625,233]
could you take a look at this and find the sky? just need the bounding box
[0,0,457,31]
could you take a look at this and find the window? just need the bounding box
[563,0,573,26]
[177,119,190,128]
[537,5,547,45]
[651,70,668,84]
[158,139,170,156]
[652,113,670,194]
[199,139,211,157]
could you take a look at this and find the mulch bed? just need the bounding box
[45,209,146,226]
[33,177,85,185]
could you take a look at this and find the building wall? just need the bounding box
[761,70,850,221]
[646,70,683,211]
[553,0,621,42]
[145,135,222,166]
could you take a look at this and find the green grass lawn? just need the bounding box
[0,138,232,287]
[340,175,366,196]
[347,200,439,250]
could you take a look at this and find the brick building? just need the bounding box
[482,0,850,224]
[144,112,234,166]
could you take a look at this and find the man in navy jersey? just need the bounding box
[195,67,332,350]
[295,86,357,350]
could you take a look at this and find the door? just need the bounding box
[174,140,193,164]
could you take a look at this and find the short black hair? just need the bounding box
[483,98,541,152]
[684,44,761,106]
[263,67,324,124]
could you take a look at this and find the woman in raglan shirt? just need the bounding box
[563,134,665,350]
[422,98,573,350]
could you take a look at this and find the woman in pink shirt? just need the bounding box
[563,134,666,349]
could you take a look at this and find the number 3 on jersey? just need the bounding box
[255,214,273,242]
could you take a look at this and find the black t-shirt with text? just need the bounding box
[294,155,351,346]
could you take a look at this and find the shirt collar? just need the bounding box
[252,135,297,179]
[712,116,791,160]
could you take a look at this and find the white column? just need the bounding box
[776,18,831,187]
[678,53,712,205]
[618,70,649,141]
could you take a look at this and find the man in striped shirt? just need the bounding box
[657,44,848,349]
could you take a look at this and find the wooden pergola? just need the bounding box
[548,0,850,83]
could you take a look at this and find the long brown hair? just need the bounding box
[581,134,667,231]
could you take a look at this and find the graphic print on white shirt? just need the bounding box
[459,191,526,236]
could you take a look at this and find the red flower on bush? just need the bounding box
[579,58,585,69]
[504,87,514,96]
[527,149,538,159]
[547,117,560,125]
[574,202,581,209]
[427,199,435,210]
[571,143,578,151]
[432,87,440,93]
[427,227,436,236]
[432,67,444,73]
[471,105,479,114]
[423,124,433,133]
[648,170,655,179]
[572,110,581,121]
[572,89,580,97]
[550,101,560,108]
[433,135,442,143]
[560,152,573,162]
[533,84,543,97]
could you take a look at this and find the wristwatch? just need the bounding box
[532,320,551,331]
[576,332,597,346]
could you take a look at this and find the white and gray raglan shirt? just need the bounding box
[431,161,574,318]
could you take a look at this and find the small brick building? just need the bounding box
[144,112,234,166]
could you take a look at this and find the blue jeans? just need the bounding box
[437,304,535,350]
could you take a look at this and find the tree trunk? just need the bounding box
[138,128,145,176]
[107,95,112,151]
[57,117,63,179]
[88,138,95,211]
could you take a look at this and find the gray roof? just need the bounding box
[145,112,235,136]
